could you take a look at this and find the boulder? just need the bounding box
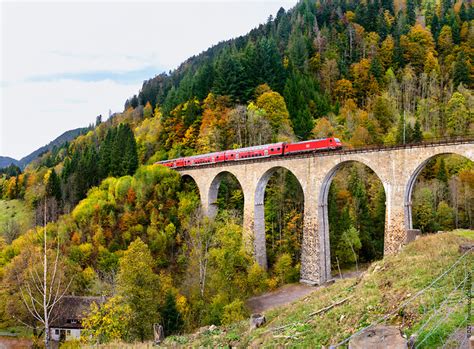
[250,313,266,330]
[349,325,407,349]
[459,243,474,254]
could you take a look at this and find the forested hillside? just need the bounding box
[0,0,473,345]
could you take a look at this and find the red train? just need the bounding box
[156,137,342,169]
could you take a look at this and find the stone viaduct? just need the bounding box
[177,140,473,285]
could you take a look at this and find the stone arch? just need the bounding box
[181,174,200,194]
[318,160,386,281]
[404,151,474,230]
[254,166,305,270]
[208,170,244,219]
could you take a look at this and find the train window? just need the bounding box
[270,148,274,151]
[277,148,280,151]
[329,139,333,142]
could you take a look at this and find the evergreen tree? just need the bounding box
[453,51,471,88]
[406,0,416,26]
[431,14,440,39]
[122,124,139,176]
[160,291,184,336]
[459,3,468,22]
[99,128,114,178]
[45,169,62,203]
[370,56,383,82]
[413,119,423,142]
[287,28,308,71]
[213,48,246,102]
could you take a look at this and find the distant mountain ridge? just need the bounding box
[0,127,88,170]
[0,157,20,169]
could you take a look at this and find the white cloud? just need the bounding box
[2,79,141,159]
[1,0,297,159]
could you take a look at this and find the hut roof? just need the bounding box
[50,296,106,329]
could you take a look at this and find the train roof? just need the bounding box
[227,142,284,152]
[291,138,331,145]
[187,151,225,159]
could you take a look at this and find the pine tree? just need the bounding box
[122,124,139,176]
[406,0,416,26]
[213,48,245,102]
[413,119,423,142]
[160,291,184,336]
[459,3,468,22]
[99,128,114,178]
[453,51,471,88]
[370,56,383,82]
[431,14,440,39]
[46,169,62,203]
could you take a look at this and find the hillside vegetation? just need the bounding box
[158,231,473,348]
[0,200,33,244]
[0,0,473,345]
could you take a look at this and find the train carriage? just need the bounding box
[284,137,342,154]
[156,138,342,169]
[225,142,284,161]
[185,151,226,166]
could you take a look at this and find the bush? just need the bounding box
[247,262,268,294]
[59,340,80,349]
[274,253,293,284]
[222,299,247,325]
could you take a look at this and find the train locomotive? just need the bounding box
[157,137,342,169]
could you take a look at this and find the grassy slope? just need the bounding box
[0,200,33,239]
[161,231,473,348]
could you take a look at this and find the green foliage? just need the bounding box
[334,226,362,266]
[82,296,132,344]
[436,201,454,231]
[273,253,294,284]
[222,299,247,325]
[413,188,436,233]
[453,51,471,88]
[160,291,184,336]
[117,238,160,341]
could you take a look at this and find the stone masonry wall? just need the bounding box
[179,142,473,285]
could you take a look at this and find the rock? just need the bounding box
[208,324,217,331]
[407,334,417,349]
[459,243,474,254]
[349,325,407,349]
[153,323,165,345]
[250,313,266,330]
[196,325,210,335]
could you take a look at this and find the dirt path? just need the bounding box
[246,283,318,314]
[246,268,366,314]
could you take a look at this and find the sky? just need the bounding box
[0,0,297,160]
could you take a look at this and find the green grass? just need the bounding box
[0,199,33,240]
[0,326,33,337]
[453,229,474,240]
